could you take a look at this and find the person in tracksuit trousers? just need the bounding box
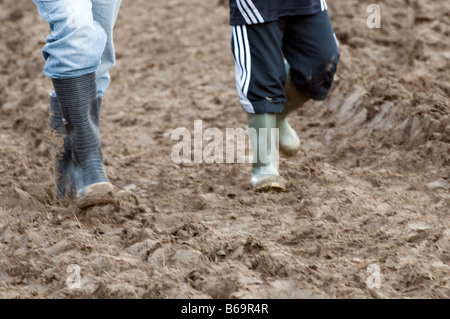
[230,0,340,191]
[33,0,121,208]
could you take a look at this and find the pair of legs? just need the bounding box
[33,0,122,208]
[231,11,340,191]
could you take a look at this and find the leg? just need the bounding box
[91,0,122,98]
[276,60,308,156]
[90,0,122,138]
[34,0,115,207]
[47,0,122,186]
[231,22,287,191]
[52,73,114,209]
[282,11,340,102]
[231,22,286,114]
[47,0,122,116]
[33,0,107,79]
[277,10,340,156]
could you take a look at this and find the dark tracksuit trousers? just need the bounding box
[230,0,340,113]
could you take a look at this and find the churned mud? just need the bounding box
[0,0,448,298]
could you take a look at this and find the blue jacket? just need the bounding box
[229,0,327,25]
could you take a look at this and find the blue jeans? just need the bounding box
[33,0,122,98]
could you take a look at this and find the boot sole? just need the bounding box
[76,182,115,209]
[280,145,300,157]
[254,176,287,192]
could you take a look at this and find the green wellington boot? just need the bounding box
[52,72,114,209]
[248,113,287,192]
[277,64,309,156]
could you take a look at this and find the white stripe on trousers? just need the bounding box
[236,0,252,24]
[232,25,254,113]
[236,0,264,25]
[244,0,264,23]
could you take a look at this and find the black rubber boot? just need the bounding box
[50,96,104,200]
[50,95,75,199]
[52,72,114,209]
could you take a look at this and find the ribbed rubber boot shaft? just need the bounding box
[50,96,65,132]
[51,96,101,130]
[50,95,75,198]
[52,73,108,188]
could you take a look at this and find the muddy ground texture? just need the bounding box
[0,0,449,298]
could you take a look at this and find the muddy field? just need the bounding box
[0,0,449,299]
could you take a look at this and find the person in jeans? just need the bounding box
[33,0,122,208]
[229,0,340,191]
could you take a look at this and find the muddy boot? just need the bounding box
[248,113,286,192]
[50,96,104,200]
[50,95,75,199]
[52,72,114,209]
[277,64,309,156]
